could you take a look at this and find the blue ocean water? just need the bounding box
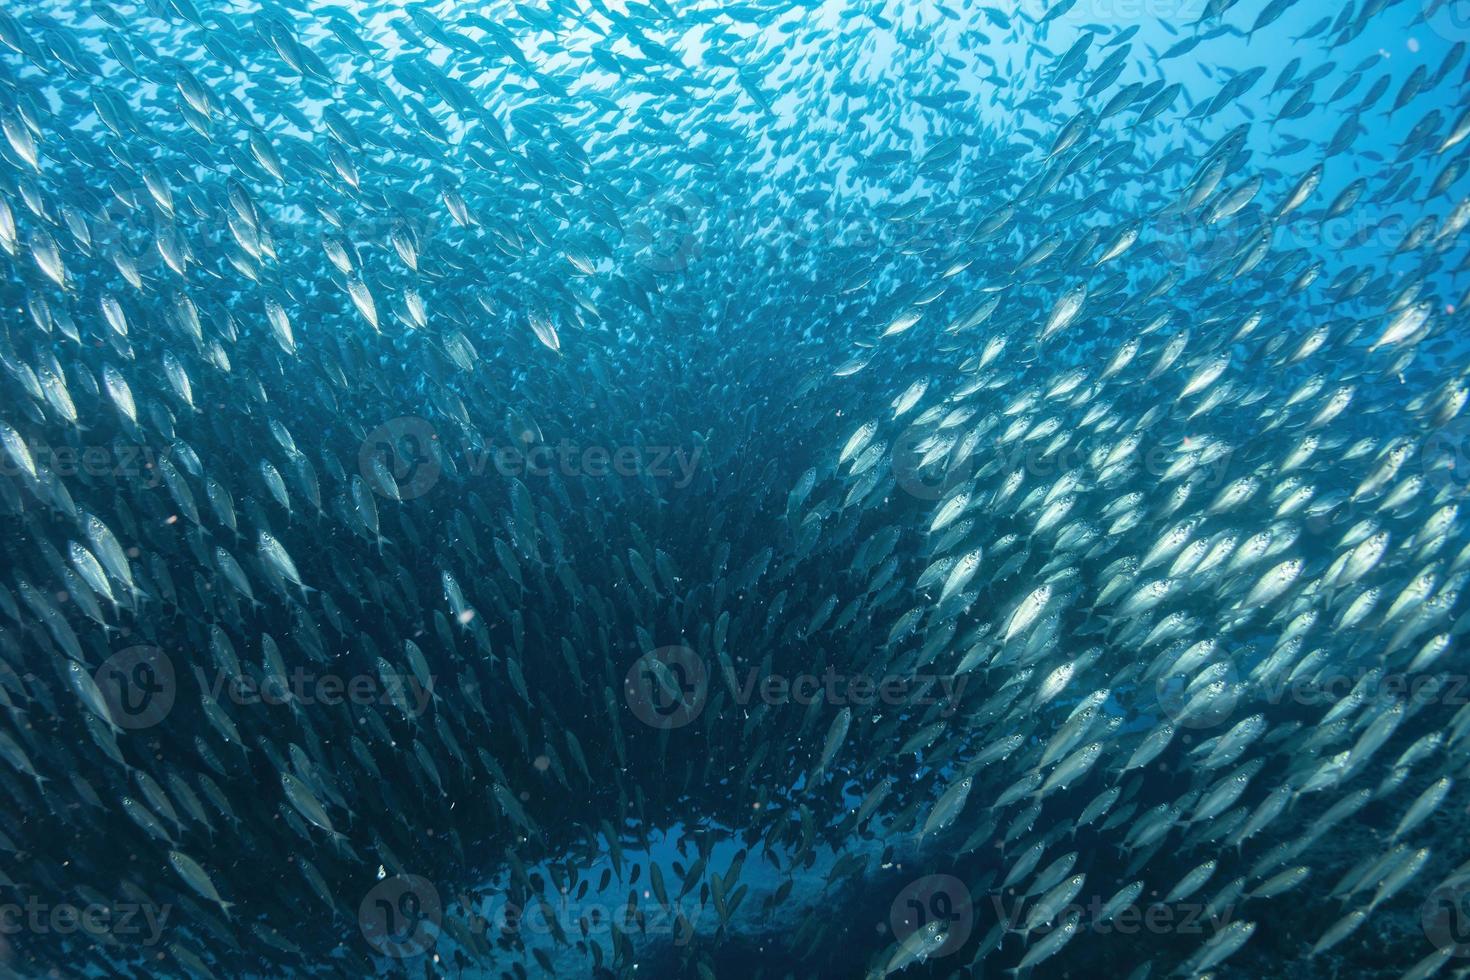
[0,0,1469,978]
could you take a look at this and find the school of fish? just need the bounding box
[0,0,1469,977]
